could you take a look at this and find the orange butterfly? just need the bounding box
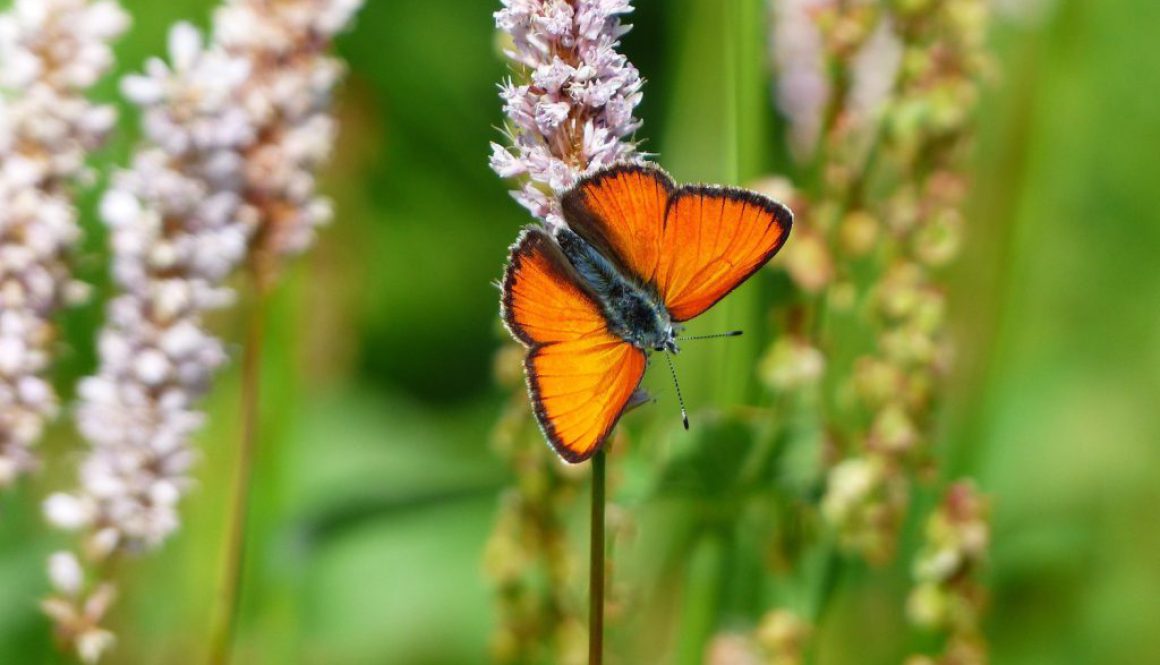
[501,164,793,462]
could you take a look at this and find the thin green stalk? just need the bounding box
[207,283,265,665]
[589,447,607,665]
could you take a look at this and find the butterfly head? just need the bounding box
[655,327,680,354]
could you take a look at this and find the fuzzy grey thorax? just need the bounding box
[554,227,679,353]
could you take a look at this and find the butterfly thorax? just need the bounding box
[555,227,678,353]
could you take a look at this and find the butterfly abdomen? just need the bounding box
[555,226,673,351]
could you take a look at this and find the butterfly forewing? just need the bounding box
[501,228,647,462]
[560,166,792,323]
[654,187,792,322]
[560,164,674,284]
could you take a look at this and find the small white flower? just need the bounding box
[534,100,571,133]
[44,493,95,530]
[531,57,574,92]
[0,337,25,375]
[18,376,54,405]
[87,1,130,39]
[99,190,141,228]
[76,628,115,665]
[489,143,527,178]
[48,551,84,596]
[133,349,172,386]
[168,22,203,72]
[120,75,164,105]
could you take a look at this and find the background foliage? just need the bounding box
[0,0,1157,663]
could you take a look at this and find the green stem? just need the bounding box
[589,448,607,665]
[207,285,265,665]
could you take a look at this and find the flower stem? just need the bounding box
[589,447,607,665]
[207,281,266,665]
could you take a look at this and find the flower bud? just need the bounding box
[784,230,834,294]
[870,403,919,453]
[839,210,880,257]
[915,208,963,267]
[759,337,825,393]
[756,609,810,664]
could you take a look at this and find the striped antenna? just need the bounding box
[679,330,743,342]
[663,352,689,430]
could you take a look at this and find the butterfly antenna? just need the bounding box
[680,330,744,342]
[663,352,689,430]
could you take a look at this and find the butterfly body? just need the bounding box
[501,163,792,463]
[555,227,678,353]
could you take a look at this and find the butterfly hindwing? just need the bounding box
[501,228,647,462]
[502,228,608,346]
[526,336,646,462]
[654,186,792,322]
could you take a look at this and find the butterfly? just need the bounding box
[500,163,793,463]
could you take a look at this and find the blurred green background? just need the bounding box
[1,0,1158,663]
